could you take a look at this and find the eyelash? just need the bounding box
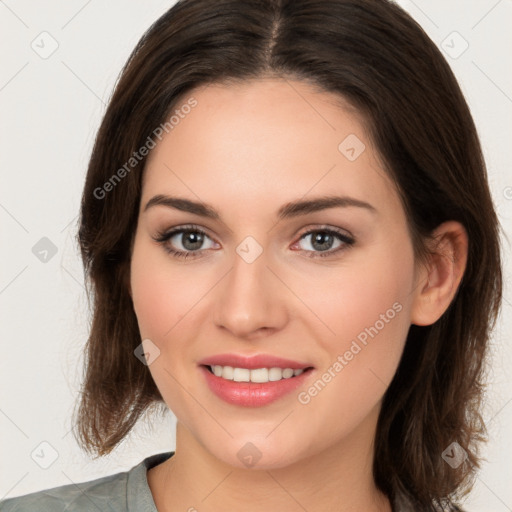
[153,223,355,260]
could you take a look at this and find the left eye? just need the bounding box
[294,229,354,257]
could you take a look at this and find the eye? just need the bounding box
[153,224,355,260]
[153,224,218,259]
[293,227,355,258]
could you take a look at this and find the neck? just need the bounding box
[148,413,391,512]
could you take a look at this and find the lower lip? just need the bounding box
[200,365,313,407]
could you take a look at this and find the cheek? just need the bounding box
[330,266,411,348]
[131,257,170,339]
[295,241,415,433]
[129,241,199,414]
[130,239,199,339]
[296,237,414,348]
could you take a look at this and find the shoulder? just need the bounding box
[0,467,130,512]
[0,451,173,512]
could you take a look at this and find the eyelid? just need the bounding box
[153,223,218,248]
[153,223,355,259]
[295,223,354,240]
[154,223,353,241]
[292,225,355,258]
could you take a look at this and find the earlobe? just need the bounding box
[410,221,468,326]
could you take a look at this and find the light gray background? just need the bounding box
[0,1,511,510]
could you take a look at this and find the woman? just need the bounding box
[0,0,502,510]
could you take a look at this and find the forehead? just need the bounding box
[142,78,401,220]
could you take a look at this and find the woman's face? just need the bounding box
[130,78,424,469]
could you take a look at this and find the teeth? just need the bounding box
[210,365,305,383]
[250,368,268,383]
[213,365,223,377]
[233,367,250,382]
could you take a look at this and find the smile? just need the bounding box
[200,364,314,407]
[207,365,305,383]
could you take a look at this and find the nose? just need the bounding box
[213,244,288,340]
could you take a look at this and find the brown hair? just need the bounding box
[73,0,502,509]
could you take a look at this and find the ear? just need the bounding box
[410,221,468,326]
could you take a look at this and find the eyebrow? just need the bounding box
[143,194,377,220]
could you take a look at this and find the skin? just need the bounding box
[129,78,468,512]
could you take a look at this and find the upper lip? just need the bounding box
[198,353,313,370]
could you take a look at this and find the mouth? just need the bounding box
[198,355,315,407]
[203,364,313,383]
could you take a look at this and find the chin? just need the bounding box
[203,435,305,471]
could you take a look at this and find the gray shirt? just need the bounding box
[0,451,460,511]
[0,452,173,511]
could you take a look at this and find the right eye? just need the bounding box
[153,224,218,259]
